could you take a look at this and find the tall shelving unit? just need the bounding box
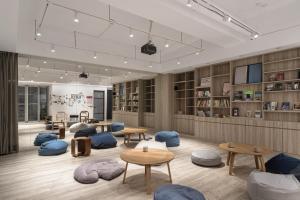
[263,48,300,122]
[143,79,155,113]
[195,66,211,117]
[174,71,195,115]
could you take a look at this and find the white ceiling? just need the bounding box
[1,0,300,75]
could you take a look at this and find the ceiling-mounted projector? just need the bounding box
[79,72,88,79]
[141,40,157,55]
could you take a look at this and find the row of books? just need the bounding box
[264,101,300,111]
[265,82,300,91]
[213,99,230,108]
[196,90,210,98]
[196,99,211,107]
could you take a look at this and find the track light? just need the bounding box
[74,11,79,23]
[93,52,97,59]
[60,75,64,79]
[37,68,41,73]
[123,58,128,64]
[223,15,232,22]
[43,61,47,64]
[36,31,42,37]
[186,0,192,7]
[177,60,181,65]
[26,64,30,68]
[129,28,134,38]
[50,44,56,53]
[195,52,200,55]
[164,41,169,48]
[251,33,259,40]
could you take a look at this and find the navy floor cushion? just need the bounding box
[90,132,117,149]
[154,184,206,200]
[155,131,180,147]
[34,133,58,146]
[111,122,125,132]
[38,140,68,156]
[74,127,97,138]
[266,153,300,181]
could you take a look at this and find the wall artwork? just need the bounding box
[51,92,92,108]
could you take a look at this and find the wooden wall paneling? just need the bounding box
[263,121,283,152]
[283,122,300,155]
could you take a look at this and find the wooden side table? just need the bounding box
[122,128,147,145]
[120,149,175,194]
[58,127,65,139]
[71,137,91,157]
[219,143,272,175]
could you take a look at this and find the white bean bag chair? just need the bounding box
[247,171,300,200]
[191,149,222,167]
[135,140,167,150]
[69,122,88,133]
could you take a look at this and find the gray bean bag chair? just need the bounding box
[154,184,206,200]
[69,122,89,133]
[247,171,300,200]
[191,149,222,167]
[74,159,125,184]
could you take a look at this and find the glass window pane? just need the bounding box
[28,87,38,121]
[40,87,48,120]
[18,86,25,121]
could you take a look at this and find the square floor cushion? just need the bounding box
[266,153,300,181]
[90,132,117,149]
[34,132,58,146]
[38,140,68,156]
[74,127,97,138]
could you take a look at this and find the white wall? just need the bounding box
[49,83,111,121]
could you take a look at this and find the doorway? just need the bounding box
[93,90,105,121]
[106,89,112,120]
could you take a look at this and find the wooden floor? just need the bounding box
[0,127,275,200]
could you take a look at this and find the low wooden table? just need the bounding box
[122,128,147,145]
[51,121,65,130]
[71,137,91,157]
[120,148,175,194]
[94,121,112,132]
[219,143,272,175]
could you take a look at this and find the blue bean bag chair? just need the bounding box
[74,127,97,138]
[154,184,206,200]
[38,140,68,156]
[90,132,117,149]
[34,132,58,146]
[266,153,300,181]
[155,131,180,147]
[111,122,125,132]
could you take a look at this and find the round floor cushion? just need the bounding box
[155,131,180,147]
[38,140,68,156]
[247,171,300,200]
[154,184,206,200]
[191,149,222,167]
[90,133,117,149]
[34,132,58,146]
[111,122,125,132]
[74,159,125,184]
[74,127,97,138]
[69,122,89,133]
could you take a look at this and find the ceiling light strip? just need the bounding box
[43,1,203,50]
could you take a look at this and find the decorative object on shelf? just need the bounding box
[294,102,300,110]
[177,110,183,114]
[243,90,254,101]
[254,110,262,118]
[298,70,300,79]
[232,107,239,116]
[275,72,284,81]
[233,91,243,101]
[281,102,290,110]
[286,82,293,90]
[254,91,262,101]
[197,90,210,97]
[271,102,278,110]
[246,110,252,118]
[265,83,274,91]
[174,85,179,91]
[197,110,206,117]
[268,74,276,81]
[294,82,300,90]
[248,63,262,83]
[234,66,248,84]
[196,99,211,107]
[200,77,211,87]
[222,82,230,96]
[274,83,283,91]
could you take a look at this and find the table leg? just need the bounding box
[226,152,231,166]
[145,165,151,194]
[143,133,146,140]
[258,156,266,172]
[139,133,141,141]
[167,162,172,183]
[254,155,260,169]
[229,153,236,175]
[123,162,128,184]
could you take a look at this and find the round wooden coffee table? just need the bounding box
[122,127,147,145]
[219,143,272,175]
[120,148,175,194]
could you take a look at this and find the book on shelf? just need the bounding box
[294,102,300,110]
[281,102,290,110]
[248,63,262,83]
[232,108,239,117]
[234,66,248,84]
[255,110,262,118]
[196,99,211,107]
[197,90,210,97]
[222,82,230,96]
[200,77,211,87]
[213,99,230,108]
[233,91,244,101]
[254,91,262,101]
[264,101,278,111]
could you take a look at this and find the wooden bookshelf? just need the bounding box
[143,79,155,113]
[263,48,300,122]
[174,71,195,115]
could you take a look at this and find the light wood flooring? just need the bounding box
[0,127,276,200]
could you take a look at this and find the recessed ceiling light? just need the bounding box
[129,28,134,38]
[26,64,30,68]
[36,32,42,37]
[37,68,41,73]
[60,75,64,79]
[251,33,259,39]
[186,0,192,7]
[123,58,128,64]
[105,68,108,71]
[177,61,181,65]
[50,44,56,53]
[128,71,132,74]
[74,11,79,23]
[65,71,68,76]
[164,41,169,48]
[148,65,153,68]
[78,65,82,68]
[93,52,97,59]
[195,52,200,55]
[43,61,47,64]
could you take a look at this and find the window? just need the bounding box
[18,86,49,122]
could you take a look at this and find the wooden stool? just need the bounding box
[71,137,91,157]
[58,127,65,139]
